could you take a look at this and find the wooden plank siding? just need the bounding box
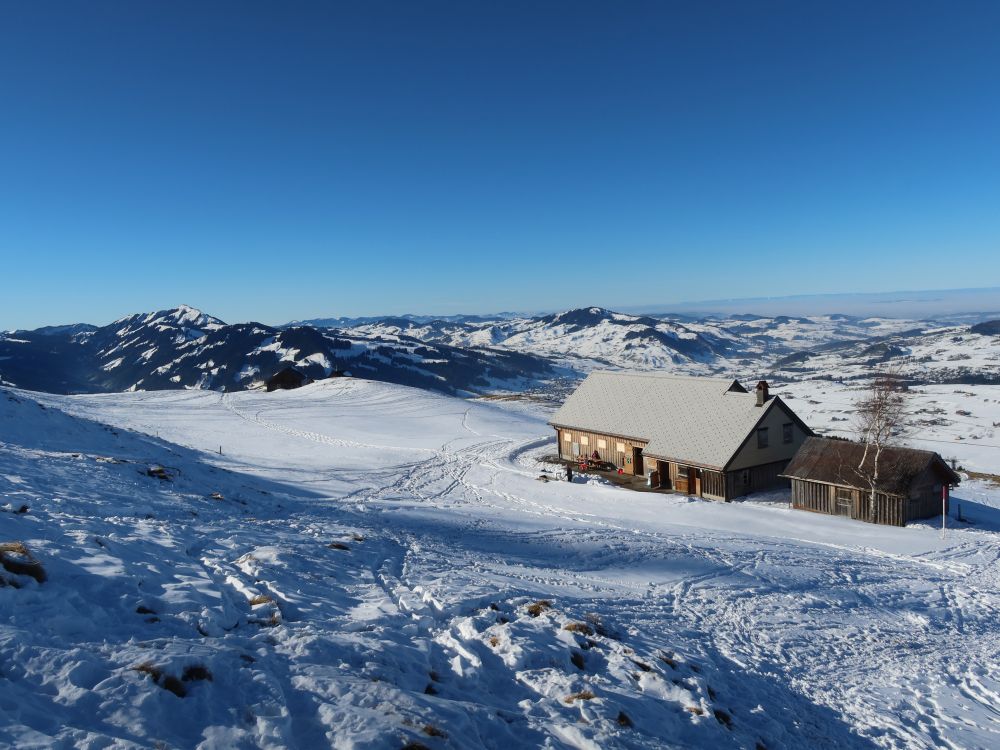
[554,431,789,502]
[701,469,726,500]
[791,478,911,526]
[856,491,905,526]
[906,487,948,523]
[725,460,791,501]
[905,466,949,523]
[554,427,648,475]
[791,479,835,514]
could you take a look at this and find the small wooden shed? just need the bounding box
[781,437,960,526]
[266,366,311,392]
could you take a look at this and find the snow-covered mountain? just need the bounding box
[4,305,998,397]
[325,306,999,384]
[0,305,559,395]
[337,307,741,373]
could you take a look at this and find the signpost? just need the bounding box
[941,484,948,538]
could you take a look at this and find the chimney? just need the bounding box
[755,380,769,407]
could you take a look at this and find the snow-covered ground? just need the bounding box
[2,379,1000,749]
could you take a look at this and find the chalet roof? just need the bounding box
[781,437,960,496]
[548,371,791,470]
[268,366,306,380]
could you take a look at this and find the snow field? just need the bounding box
[2,378,999,749]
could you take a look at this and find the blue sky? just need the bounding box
[1,1,999,329]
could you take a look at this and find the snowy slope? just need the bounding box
[3,380,1000,749]
[770,325,1000,385]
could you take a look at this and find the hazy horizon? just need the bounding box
[7,285,1000,331]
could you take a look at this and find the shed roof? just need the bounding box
[781,436,960,496]
[548,371,790,470]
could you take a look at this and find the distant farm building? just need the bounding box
[549,373,813,500]
[781,437,960,526]
[266,367,312,392]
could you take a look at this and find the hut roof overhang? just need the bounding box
[780,436,960,496]
[548,371,808,471]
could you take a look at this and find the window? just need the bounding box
[836,487,853,502]
[783,423,793,444]
[563,432,572,442]
[616,443,626,453]
[580,435,589,446]
[757,427,769,449]
[597,438,607,449]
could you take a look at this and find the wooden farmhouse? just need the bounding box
[549,372,813,500]
[266,366,312,392]
[781,437,960,526]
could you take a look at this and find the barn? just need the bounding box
[781,437,960,526]
[548,372,813,500]
[266,366,312,392]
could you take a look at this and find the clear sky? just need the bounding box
[2,1,999,329]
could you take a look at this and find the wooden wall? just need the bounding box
[791,479,909,526]
[727,402,809,471]
[905,487,948,523]
[555,427,648,475]
[905,466,949,522]
[652,461,726,500]
[855,492,905,526]
[791,479,835,514]
[701,469,726,500]
[726,460,790,500]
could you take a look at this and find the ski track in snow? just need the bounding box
[3,379,1000,749]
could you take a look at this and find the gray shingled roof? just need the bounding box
[548,371,780,470]
[781,436,960,495]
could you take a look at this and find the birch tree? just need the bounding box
[854,365,908,521]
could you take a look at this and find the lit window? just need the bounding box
[563,432,572,442]
[580,435,589,446]
[597,438,607,449]
[616,443,625,453]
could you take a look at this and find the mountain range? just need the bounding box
[2,304,998,395]
[0,306,559,395]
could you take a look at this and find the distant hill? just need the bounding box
[971,320,1000,336]
[0,305,559,396]
[4,304,998,395]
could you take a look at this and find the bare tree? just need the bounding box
[854,364,909,520]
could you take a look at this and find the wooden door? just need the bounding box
[632,447,644,475]
[835,487,853,516]
[693,468,702,497]
[674,464,689,493]
[657,461,671,489]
